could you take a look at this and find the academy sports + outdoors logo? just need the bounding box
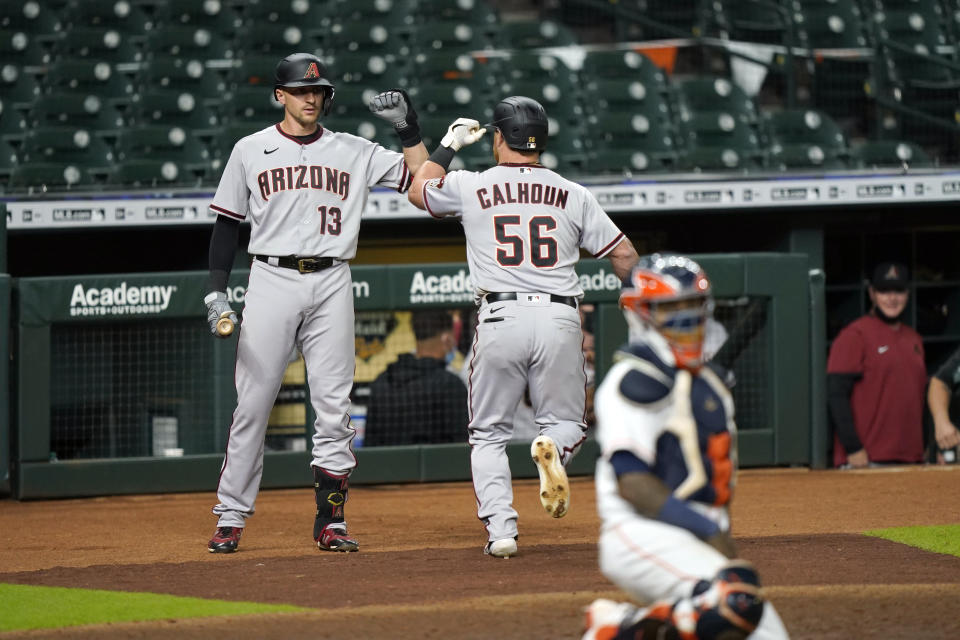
[69,282,177,317]
[409,269,473,304]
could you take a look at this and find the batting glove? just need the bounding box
[440,118,486,151]
[204,291,238,338]
[368,88,421,147]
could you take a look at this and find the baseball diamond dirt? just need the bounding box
[1,466,959,639]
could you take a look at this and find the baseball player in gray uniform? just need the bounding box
[408,96,639,558]
[203,52,428,553]
[582,254,789,639]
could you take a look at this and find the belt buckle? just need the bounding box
[297,258,317,273]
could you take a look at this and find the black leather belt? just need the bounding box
[484,292,578,309]
[255,255,335,273]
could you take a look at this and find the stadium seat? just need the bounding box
[583,78,672,124]
[325,115,399,149]
[140,58,228,104]
[154,0,242,36]
[722,0,791,44]
[502,53,577,87]
[242,0,329,27]
[325,0,415,29]
[849,139,934,169]
[588,110,680,170]
[1,67,42,111]
[677,145,765,173]
[330,51,408,88]
[20,126,115,176]
[0,28,54,66]
[224,85,285,123]
[234,22,321,56]
[794,0,870,48]
[540,129,592,174]
[677,111,764,170]
[413,0,498,32]
[494,20,578,49]
[588,146,675,176]
[209,122,271,163]
[144,25,234,61]
[413,52,497,90]
[115,124,213,176]
[638,0,723,39]
[0,1,64,38]
[762,109,848,151]
[109,158,201,188]
[580,49,669,94]
[55,27,142,63]
[450,134,494,171]
[327,21,411,57]
[131,90,220,133]
[413,19,492,56]
[227,54,281,88]
[29,91,127,134]
[0,138,18,181]
[409,82,481,115]
[328,84,382,118]
[0,99,28,141]
[8,161,96,191]
[675,76,758,124]
[42,59,137,106]
[768,143,850,171]
[63,0,156,36]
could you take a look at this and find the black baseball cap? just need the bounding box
[870,262,909,291]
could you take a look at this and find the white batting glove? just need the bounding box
[368,89,415,129]
[440,118,486,151]
[204,291,238,338]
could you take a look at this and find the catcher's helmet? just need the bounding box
[273,52,335,115]
[620,253,713,369]
[486,96,548,152]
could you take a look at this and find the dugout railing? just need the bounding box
[7,254,817,499]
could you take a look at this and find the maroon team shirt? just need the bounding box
[827,314,926,466]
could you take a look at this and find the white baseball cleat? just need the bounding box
[581,598,640,640]
[531,435,569,518]
[484,537,518,558]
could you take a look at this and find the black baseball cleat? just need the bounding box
[316,525,359,552]
[208,526,243,553]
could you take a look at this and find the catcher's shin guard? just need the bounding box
[312,466,358,551]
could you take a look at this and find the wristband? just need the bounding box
[395,123,422,148]
[656,495,720,540]
[428,145,456,171]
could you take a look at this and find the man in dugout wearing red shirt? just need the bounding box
[827,262,927,468]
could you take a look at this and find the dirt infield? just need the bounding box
[2,466,960,639]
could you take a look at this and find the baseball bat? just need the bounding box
[216,311,235,337]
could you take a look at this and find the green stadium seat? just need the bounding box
[762,109,848,151]
[409,82,480,114]
[451,134,494,171]
[29,92,127,133]
[494,20,578,49]
[55,27,142,62]
[795,0,870,48]
[640,0,721,39]
[63,0,156,36]
[503,53,576,85]
[677,145,765,173]
[0,1,64,39]
[849,139,934,169]
[768,143,850,171]
[8,161,96,191]
[1,67,42,110]
[227,54,281,88]
[234,22,321,56]
[540,129,592,174]
[588,146,676,176]
[326,21,411,57]
[328,84,381,118]
[588,110,679,171]
[0,138,18,180]
[330,51,408,88]
[723,0,790,44]
[208,122,273,165]
[677,112,764,170]
[413,0,498,32]
[144,25,234,61]
[42,59,137,106]
[583,78,672,125]
[580,49,669,93]
[0,99,28,141]
[132,90,220,134]
[0,28,54,66]
[325,115,399,149]
[243,0,330,27]
[413,52,497,90]
[224,85,285,123]
[108,158,202,188]
[20,126,115,176]
[676,76,758,124]
[325,0,415,28]
[154,0,242,36]
[115,124,213,176]
[140,58,229,104]
[413,19,492,55]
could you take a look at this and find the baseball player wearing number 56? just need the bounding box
[203,52,428,553]
[408,96,639,558]
[582,254,789,639]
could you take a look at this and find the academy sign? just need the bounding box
[69,282,177,317]
[409,269,474,304]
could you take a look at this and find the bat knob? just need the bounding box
[216,313,235,337]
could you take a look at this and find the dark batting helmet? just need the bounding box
[273,52,335,115]
[486,96,548,152]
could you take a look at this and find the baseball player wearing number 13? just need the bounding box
[203,52,428,553]
[408,96,639,558]
[582,254,789,639]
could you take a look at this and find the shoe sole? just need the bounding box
[485,540,518,558]
[207,545,237,553]
[531,436,569,518]
[317,540,359,552]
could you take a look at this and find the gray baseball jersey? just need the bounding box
[421,162,626,545]
[211,123,410,529]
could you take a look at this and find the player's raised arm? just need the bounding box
[368,88,428,174]
[408,118,486,210]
